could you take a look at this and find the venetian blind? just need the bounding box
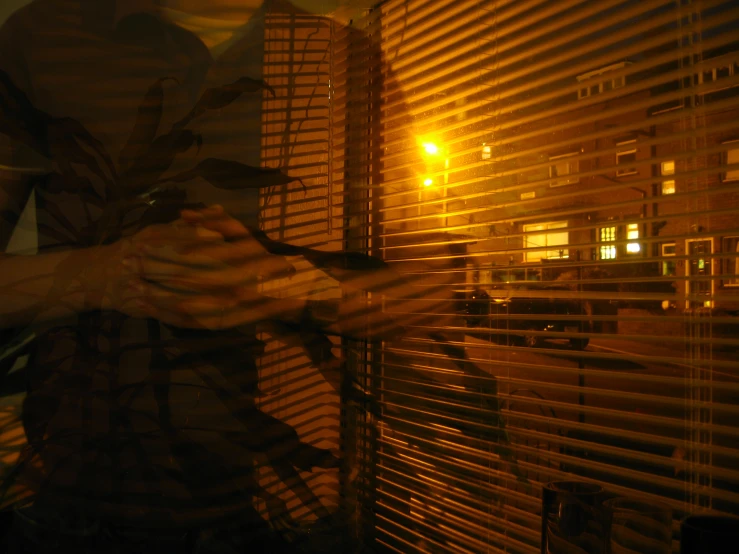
[257,9,344,530]
[334,0,739,552]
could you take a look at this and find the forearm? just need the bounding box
[0,243,120,329]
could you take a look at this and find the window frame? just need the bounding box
[661,242,677,277]
[548,151,580,187]
[696,60,739,94]
[685,237,716,309]
[599,225,617,260]
[616,139,638,176]
[577,61,629,100]
[626,222,641,254]
[523,221,569,263]
[722,140,739,183]
[661,159,676,194]
[721,236,739,287]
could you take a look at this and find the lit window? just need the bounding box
[722,141,739,182]
[601,245,616,259]
[600,226,617,260]
[722,236,739,286]
[661,243,676,276]
[616,139,637,176]
[661,159,676,194]
[626,223,641,253]
[523,221,569,262]
[549,152,579,187]
[482,144,491,160]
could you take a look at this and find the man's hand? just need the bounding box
[116,206,300,329]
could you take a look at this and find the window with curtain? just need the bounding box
[335,0,739,552]
[523,222,569,262]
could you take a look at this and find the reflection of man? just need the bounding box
[0,1,383,550]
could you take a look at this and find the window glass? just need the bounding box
[724,143,739,181]
[549,152,579,186]
[524,221,569,262]
[616,148,637,175]
[662,243,677,276]
[723,236,739,286]
[626,223,640,253]
[600,226,617,259]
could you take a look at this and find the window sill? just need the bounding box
[550,180,579,187]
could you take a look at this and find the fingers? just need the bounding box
[126,279,288,330]
[180,205,247,239]
[133,222,223,250]
[127,278,238,330]
[180,205,297,279]
[118,207,301,327]
[134,239,294,288]
[146,212,294,282]
[127,215,294,290]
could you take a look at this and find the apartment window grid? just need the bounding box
[600,225,617,259]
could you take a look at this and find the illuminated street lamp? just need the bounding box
[418,140,450,227]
